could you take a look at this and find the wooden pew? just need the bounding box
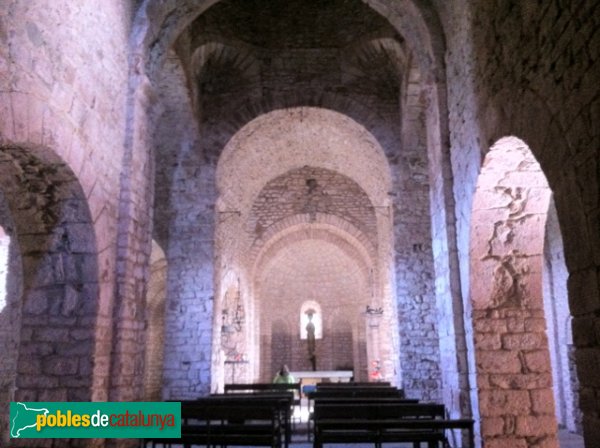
[224,382,301,397]
[210,392,294,447]
[315,417,475,448]
[307,396,418,442]
[224,383,302,421]
[316,381,392,388]
[183,400,282,447]
[313,402,474,448]
[307,386,405,416]
[309,387,404,398]
[140,396,288,448]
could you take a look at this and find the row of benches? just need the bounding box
[308,383,474,448]
[140,382,475,447]
[141,392,294,448]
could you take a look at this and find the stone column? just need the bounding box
[470,139,558,448]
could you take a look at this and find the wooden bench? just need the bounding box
[315,417,475,448]
[307,386,405,415]
[313,402,473,448]
[307,397,418,441]
[309,387,405,399]
[224,382,301,398]
[225,383,302,429]
[210,392,294,446]
[315,381,392,388]
[140,396,288,448]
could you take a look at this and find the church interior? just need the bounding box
[0,0,598,447]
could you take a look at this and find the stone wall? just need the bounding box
[0,0,133,416]
[438,1,599,445]
[149,0,443,399]
[257,234,370,380]
[544,199,580,432]
[470,139,558,447]
[247,167,378,249]
[143,241,168,400]
[0,190,22,445]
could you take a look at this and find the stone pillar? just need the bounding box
[470,139,558,448]
[365,311,383,381]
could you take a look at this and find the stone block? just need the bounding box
[481,417,504,437]
[475,333,502,349]
[38,388,68,402]
[484,436,528,448]
[18,358,41,375]
[43,357,79,375]
[506,317,526,332]
[515,415,557,437]
[17,374,59,389]
[23,290,49,315]
[474,318,507,333]
[476,350,522,373]
[502,332,545,350]
[523,350,551,373]
[34,327,70,342]
[479,389,531,416]
[530,389,556,414]
[56,341,93,357]
[488,373,552,390]
[524,317,546,333]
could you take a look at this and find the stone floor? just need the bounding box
[153,411,586,448]
[558,429,585,448]
[276,427,586,447]
[155,429,586,448]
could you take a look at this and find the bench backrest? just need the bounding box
[181,400,281,422]
[309,388,404,399]
[312,397,418,405]
[313,402,446,421]
[224,383,301,393]
[316,381,391,388]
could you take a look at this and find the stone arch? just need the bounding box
[189,41,262,119]
[253,224,374,287]
[245,165,380,260]
[255,234,371,377]
[143,240,168,401]
[470,136,561,447]
[216,107,392,214]
[139,0,449,403]
[251,218,376,278]
[132,0,446,84]
[543,197,580,433]
[0,144,100,443]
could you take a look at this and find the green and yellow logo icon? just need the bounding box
[10,402,181,439]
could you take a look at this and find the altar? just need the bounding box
[290,370,353,386]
